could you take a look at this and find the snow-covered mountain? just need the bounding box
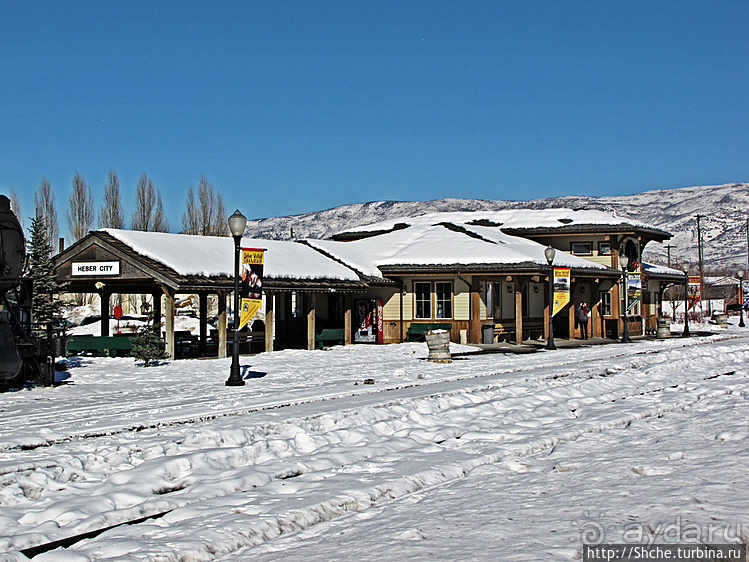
[245,183,749,270]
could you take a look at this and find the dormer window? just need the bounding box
[570,242,593,255]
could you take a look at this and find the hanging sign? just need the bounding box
[627,272,642,310]
[239,248,265,329]
[552,268,571,317]
[688,276,701,311]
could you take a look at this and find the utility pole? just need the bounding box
[695,215,706,316]
[664,244,674,268]
[664,244,675,321]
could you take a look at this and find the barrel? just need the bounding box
[656,317,671,339]
[424,330,452,363]
[713,313,728,328]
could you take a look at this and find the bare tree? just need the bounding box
[9,189,22,227]
[68,171,95,242]
[98,169,125,229]
[182,175,227,236]
[132,172,169,232]
[34,177,59,251]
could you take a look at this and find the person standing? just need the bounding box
[577,302,589,339]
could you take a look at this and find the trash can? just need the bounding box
[482,323,495,344]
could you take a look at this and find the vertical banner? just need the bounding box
[627,272,642,311]
[552,268,571,317]
[239,248,265,329]
[687,276,701,311]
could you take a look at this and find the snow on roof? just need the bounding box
[308,223,610,278]
[336,208,658,237]
[102,229,361,281]
[641,262,685,277]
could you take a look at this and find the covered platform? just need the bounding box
[54,229,367,358]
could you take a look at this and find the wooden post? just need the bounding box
[217,290,228,359]
[265,293,274,353]
[162,287,176,359]
[513,276,529,344]
[152,291,162,335]
[544,289,551,341]
[100,285,111,337]
[344,294,352,345]
[514,287,523,344]
[199,291,208,356]
[307,292,316,351]
[470,277,482,344]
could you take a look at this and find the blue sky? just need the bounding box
[2,1,748,237]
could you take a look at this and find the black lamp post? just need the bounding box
[545,246,556,350]
[226,209,247,387]
[738,270,745,328]
[620,255,631,342]
[682,266,691,337]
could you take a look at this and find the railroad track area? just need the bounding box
[1,334,747,560]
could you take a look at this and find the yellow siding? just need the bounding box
[382,291,401,321]
[454,277,471,321]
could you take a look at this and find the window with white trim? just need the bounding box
[435,282,453,319]
[414,282,432,319]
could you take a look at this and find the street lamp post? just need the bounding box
[226,209,247,387]
[738,270,745,328]
[545,246,556,350]
[620,255,631,343]
[682,266,691,337]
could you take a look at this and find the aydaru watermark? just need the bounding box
[573,512,746,547]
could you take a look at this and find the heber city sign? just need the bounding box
[71,261,121,276]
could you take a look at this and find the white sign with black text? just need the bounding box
[71,261,121,276]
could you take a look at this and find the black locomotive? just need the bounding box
[0,195,56,390]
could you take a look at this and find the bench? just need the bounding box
[174,331,199,359]
[315,328,345,349]
[67,334,135,358]
[406,323,452,342]
[492,319,545,343]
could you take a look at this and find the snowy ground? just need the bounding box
[1,323,748,561]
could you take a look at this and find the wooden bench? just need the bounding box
[406,323,452,342]
[67,334,135,358]
[315,328,345,349]
[174,331,199,359]
[492,319,545,342]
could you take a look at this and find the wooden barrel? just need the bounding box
[424,330,452,363]
[656,317,671,339]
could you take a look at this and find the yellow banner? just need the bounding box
[552,268,571,317]
[239,248,265,329]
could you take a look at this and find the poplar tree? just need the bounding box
[9,189,22,229]
[68,171,95,242]
[132,172,169,232]
[34,178,59,252]
[182,175,227,236]
[98,169,125,229]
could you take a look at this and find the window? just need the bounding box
[598,242,611,255]
[414,282,431,319]
[600,291,612,316]
[571,242,592,255]
[435,282,453,319]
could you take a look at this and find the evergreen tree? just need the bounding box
[28,215,67,331]
[131,318,168,366]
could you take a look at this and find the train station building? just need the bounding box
[54,209,683,358]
